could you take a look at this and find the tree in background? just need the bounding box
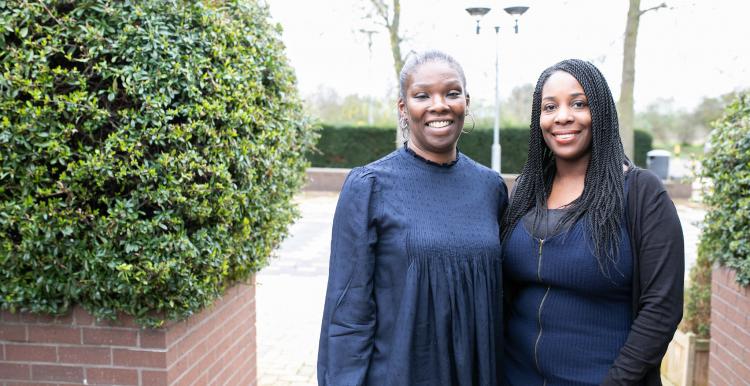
[619,0,667,158]
[362,0,405,144]
[636,91,741,146]
[304,86,396,127]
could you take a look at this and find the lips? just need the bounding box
[551,131,581,143]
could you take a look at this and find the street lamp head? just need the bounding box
[503,6,529,16]
[465,7,491,34]
[466,6,491,16]
[503,6,530,33]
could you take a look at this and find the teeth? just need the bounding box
[556,134,575,140]
[427,120,452,128]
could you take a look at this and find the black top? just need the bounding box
[522,207,573,240]
[602,167,685,385]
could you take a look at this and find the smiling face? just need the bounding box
[398,61,469,164]
[539,70,593,165]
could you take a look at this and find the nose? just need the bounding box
[428,95,449,113]
[553,105,574,124]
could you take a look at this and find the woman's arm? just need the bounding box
[317,168,378,386]
[602,170,684,385]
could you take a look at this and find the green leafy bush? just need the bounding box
[310,125,652,174]
[700,93,750,285]
[680,244,711,338]
[0,0,315,326]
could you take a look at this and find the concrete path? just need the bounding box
[256,192,705,386]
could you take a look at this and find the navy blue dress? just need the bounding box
[503,177,633,386]
[317,146,508,386]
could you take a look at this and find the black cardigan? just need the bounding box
[601,168,685,385]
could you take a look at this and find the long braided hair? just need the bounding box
[502,59,632,277]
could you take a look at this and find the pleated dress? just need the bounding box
[317,146,508,386]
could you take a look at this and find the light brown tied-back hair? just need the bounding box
[502,59,632,277]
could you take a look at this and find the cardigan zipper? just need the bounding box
[534,239,549,386]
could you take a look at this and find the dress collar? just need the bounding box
[402,142,459,168]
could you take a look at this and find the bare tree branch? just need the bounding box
[369,0,390,24]
[639,2,667,16]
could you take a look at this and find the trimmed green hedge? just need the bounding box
[633,129,652,167]
[310,125,653,173]
[0,0,315,326]
[701,93,750,286]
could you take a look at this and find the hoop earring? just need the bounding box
[399,115,409,140]
[462,111,475,134]
[399,115,408,130]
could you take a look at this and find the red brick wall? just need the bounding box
[708,266,750,386]
[0,279,256,386]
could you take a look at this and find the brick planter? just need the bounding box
[0,279,256,385]
[708,266,750,385]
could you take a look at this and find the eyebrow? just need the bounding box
[542,92,586,100]
[410,80,463,89]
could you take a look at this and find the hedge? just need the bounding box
[700,93,750,286]
[310,125,653,173]
[0,0,315,326]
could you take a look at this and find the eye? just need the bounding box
[572,100,588,109]
[542,103,557,112]
[413,93,428,100]
[447,90,462,98]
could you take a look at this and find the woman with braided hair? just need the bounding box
[501,59,683,385]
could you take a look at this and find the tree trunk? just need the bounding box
[619,0,640,160]
[369,0,404,146]
[388,0,403,82]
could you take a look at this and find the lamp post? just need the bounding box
[465,4,529,173]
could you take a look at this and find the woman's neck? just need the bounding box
[547,154,590,209]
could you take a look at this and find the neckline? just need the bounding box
[403,142,460,168]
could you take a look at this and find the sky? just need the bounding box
[266,0,750,111]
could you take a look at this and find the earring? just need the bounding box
[399,115,408,130]
[462,111,475,134]
[399,115,410,140]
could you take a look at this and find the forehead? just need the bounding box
[407,61,463,89]
[541,71,585,96]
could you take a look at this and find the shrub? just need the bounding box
[0,0,315,326]
[310,125,652,174]
[680,244,711,338]
[633,129,652,167]
[700,93,750,285]
[307,126,397,169]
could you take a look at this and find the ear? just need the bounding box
[466,93,471,109]
[397,98,406,118]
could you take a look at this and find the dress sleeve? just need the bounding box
[317,168,378,386]
[602,170,685,385]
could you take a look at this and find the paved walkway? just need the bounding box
[256,192,705,386]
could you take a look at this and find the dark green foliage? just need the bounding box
[700,93,750,286]
[633,129,653,167]
[307,126,397,169]
[0,0,315,326]
[310,125,652,175]
[455,128,530,174]
[309,125,530,173]
[680,244,711,338]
